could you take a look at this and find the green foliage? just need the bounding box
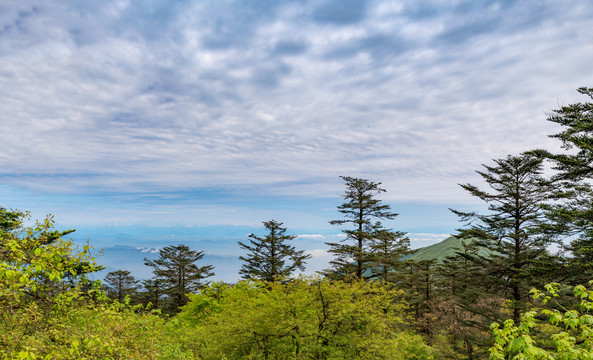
[173,277,437,359]
[490,281,593,359]
[30,299,170,359]
[0,211,101,310]
[239,220,310,282]
[0,210,194,359]
[0,206,21,234]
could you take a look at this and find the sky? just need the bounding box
[2,0,593,281]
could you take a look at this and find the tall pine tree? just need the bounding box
[451,153,555,324]
[238,220,310,282]
[325,176,400,280]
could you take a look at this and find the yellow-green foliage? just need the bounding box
[490,282,593,359]
[0,211,189,360]
[0,210,438,359]
[171,278,436,359]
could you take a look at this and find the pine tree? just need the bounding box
[433,240,503,359]
[531,87,593,284]
[537,87,593,182]
[368,227,410,281]
[451,153,555,324]
[144,244,214,313]
[239,220,310,282]
[325,176,399,280]
[139,277,166,309]
[103,269,139,303]
[398,259,437,335]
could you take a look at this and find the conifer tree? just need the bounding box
[368,227,410,281]
[531,87,593,284]
[451,153,555,324]
[144,244,214,313]
[433,241,502,359]
[398,259,438,335]
[536,87,593,181]
[325,176,400,280]
[238,220,310,282]
[103,269,139,303]
[139,277,166,309]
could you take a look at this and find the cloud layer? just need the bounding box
[2,0,593,218]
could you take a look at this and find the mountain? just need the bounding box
[406,236,488,263]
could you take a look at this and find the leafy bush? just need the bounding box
[0,210,190,359]
[172,278,436,359]
[490,281,593,359]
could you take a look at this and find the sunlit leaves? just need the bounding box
[173,277,435,359]
[490,281,593,359]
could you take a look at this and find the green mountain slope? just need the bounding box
[406,236,488,263]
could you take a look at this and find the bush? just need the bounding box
[172,278,436,359]
[0,210,190,359]
[490,281,593,359]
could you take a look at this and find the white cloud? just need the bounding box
[408,233,451,240]
[305,249,331,258]
[408,233,451,245]
[297,234,341,240]
[136,247,161,254]
[1,0,593,226]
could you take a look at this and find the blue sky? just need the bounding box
[2,0,593,281]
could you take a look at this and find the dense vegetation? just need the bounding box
[2,87,593,359]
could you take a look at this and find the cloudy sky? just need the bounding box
[2,0,593,280]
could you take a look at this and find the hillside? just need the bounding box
[406,236,488,263]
